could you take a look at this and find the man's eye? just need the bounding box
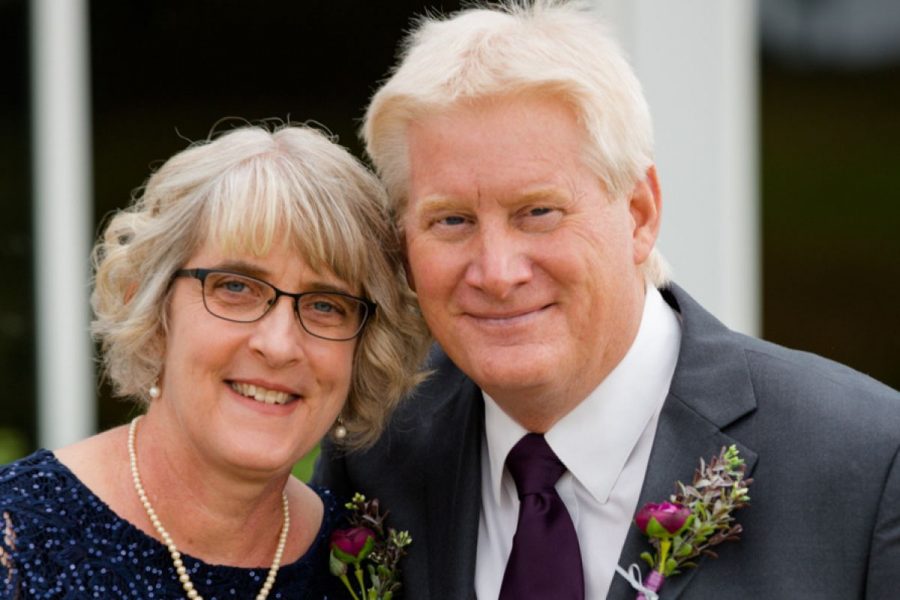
[437,215,468,226]
[528,207,553,217]
[517,206,562,231]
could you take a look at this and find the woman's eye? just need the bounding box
[303,294,350,314]
[312,300,340,314]
[222,279,249,293]
[208,274,266,299]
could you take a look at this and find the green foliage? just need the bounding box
[761,64,900,390]
[291,444,321,482]
[0,428,28,465]
[333,493,412,600]
[638,446,752,578]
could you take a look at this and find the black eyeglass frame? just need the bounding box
[173,268,377,342]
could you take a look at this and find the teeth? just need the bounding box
[230,382,292,405]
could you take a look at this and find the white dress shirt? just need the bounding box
[475,285,682,599]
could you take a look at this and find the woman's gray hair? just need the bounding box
[91,124,431,449]
[363,0,669,285]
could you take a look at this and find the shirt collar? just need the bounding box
[483,285,682,505]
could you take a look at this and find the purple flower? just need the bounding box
[635,502,691,538]
[330,527,376,564]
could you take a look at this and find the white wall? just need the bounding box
[31,0,95,448]
[596,0,760,335]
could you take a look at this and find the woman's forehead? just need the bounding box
[195,195,369,292]
[186,237,359,293]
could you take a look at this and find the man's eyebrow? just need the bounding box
[414,187,567,209]
[413,195,463,214]
[517,186,570,203]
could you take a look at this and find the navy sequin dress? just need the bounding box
[0,450,345,599]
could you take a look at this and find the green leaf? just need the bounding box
[377,564,393,583]
[331,545,360,565]
[664,558,679,576]
[329,551,348,576]
[640,551,655,567]
[645,517,673,539]
[357,535,376,561]
[676,542,693,557]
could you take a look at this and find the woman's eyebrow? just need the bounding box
[210,260,355,295]
[207,259,269,279]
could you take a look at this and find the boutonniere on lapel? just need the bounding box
[617,445,752,600]
[329,493,412,600]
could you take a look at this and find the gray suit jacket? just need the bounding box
[314,284,900,599]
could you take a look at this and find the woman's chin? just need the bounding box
[218,444,302,478]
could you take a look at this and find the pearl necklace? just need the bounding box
[128,416,290,600]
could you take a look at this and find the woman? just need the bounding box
[0,124,429,598]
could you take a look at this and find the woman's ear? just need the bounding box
[123,282,138,304]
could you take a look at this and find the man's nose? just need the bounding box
[464,226,532,299]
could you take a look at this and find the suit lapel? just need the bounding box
[421,369,484,600]
[413,285,762,600]
[608,285,759,600]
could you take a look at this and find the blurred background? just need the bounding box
[1,0,898,465]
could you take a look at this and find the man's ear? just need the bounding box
[629,165,662,265]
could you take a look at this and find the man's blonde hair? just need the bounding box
[363,0,669,284]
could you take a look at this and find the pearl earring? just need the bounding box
[148,382,160,399]
[333,417,347,440]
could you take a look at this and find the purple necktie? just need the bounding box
[499,433,585,600]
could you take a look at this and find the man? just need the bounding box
[315,2,900,598]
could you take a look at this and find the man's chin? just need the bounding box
[465,359,557,397]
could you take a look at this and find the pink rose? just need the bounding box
[330,526,376,563]
[635,502,691,538]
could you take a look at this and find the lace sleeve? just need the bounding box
[1,510,21,598]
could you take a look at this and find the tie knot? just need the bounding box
[505,433,566,497]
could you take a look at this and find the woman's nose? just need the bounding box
[247,295,307,366]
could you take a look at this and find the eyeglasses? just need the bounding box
[173,268,376,341]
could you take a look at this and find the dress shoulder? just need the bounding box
[0,450,347,599]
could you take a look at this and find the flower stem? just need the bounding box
[339,574,361,600]
[355,565,367,600]
[658,538,671,575]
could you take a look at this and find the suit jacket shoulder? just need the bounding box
[608,284,900,599]
[314,346,484,600]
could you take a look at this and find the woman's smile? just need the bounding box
[228,380,300,406]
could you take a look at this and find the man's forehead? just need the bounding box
[410,92,578,127]
[409,185,574,211]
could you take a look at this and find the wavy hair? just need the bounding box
[91,124,430,449]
